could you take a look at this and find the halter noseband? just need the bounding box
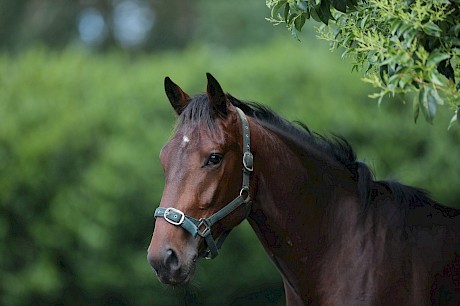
[154,107,253,259]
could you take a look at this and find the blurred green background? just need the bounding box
[1,1,459,305]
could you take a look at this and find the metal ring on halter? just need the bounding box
[239,186,250,203]
[196,219,212,237]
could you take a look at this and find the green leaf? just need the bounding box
[341,48,352,58]
[314,0,333,25]
[450,24,460,37]
[419,87,434,124]
[284,2,290,22]
[427,51,450,67]
[333,28,341,40]
[429,72,445,87]
[398,71,413,88]
[427,85,443,106]
[331,0,347,13]
[271,0,287,17]
[342,32,355,46]
[290,24,300,39]
[294,14,307,32]
[388,74,400,87]
[359,15,369,30]
[448,108,459,130]
[377,92,385,105]
[403,28,417,43]
[397,23,412,37]
[420,86,439,124]
[426,96,437,120]
[422,22,442,37]
[379,65,388,85]
[389,18,402,35]
[367,50,379,64]
[309,6,321,23]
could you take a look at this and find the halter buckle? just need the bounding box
[164,207,185,226]
[243,151,253,172]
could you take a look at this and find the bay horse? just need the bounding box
[147,73,460,305]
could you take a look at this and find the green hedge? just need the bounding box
[1,39,459,305]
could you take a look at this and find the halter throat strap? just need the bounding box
[154,107,253,259]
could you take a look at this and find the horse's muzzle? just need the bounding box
[147,246,196,286]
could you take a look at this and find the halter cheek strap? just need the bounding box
[154,107,253,259]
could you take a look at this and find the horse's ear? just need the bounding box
[164,77,190,115]
[206,73,230,117]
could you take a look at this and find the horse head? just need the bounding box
[147,73,252,285]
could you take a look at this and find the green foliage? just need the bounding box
[266,0,460,126]
[266,0,351,31]
[1,39,459,305]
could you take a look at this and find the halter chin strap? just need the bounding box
[154,107,253,259]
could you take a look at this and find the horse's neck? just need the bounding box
[247,121,362,303]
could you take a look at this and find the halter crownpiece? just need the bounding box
[154,107,253,259]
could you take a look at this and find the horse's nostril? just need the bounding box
[147,253,159,273]
[164,248,180,271]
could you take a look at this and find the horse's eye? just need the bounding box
[206,153,223,166]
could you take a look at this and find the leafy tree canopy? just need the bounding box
[266,0,460,127]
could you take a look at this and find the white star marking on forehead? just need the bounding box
[182,135,190,144]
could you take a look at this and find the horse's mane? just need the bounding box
[179,93,460,221]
